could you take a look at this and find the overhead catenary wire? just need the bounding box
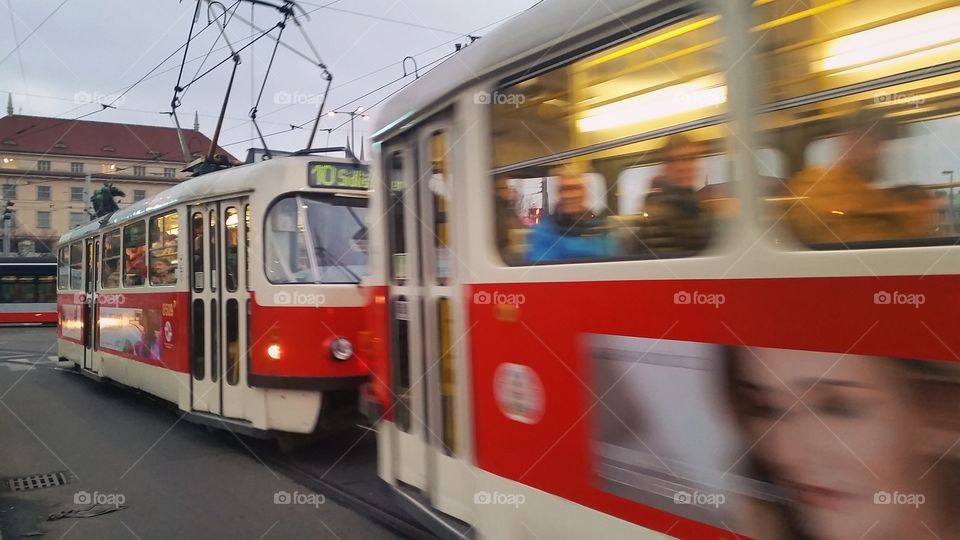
[221,48,455,149]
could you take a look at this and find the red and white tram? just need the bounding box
[58,151,371,435]
[366,1,960,539]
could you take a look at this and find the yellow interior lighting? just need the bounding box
[820,7,960,71]
[579,77,726,132]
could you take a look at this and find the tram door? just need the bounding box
[82,238,97,371]
[385,121,469,516]
[189,199,250,419]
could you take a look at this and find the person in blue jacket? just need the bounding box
[527,169,615,262]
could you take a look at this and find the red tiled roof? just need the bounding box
[0,114,237,163]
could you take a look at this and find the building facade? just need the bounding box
[0,100,235,254]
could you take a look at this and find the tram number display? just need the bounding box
[308,162,371,190]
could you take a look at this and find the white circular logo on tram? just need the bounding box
[164,321,173,343]
[493,363,545,424]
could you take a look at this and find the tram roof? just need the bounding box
[57,154,366,245]
[372,0,664,139]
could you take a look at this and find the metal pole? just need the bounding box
[2,216,10,256]
[350,113,355,151]
[84,173,92,218]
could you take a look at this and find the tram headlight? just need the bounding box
[267,344,282,360]
[330,337,353,361]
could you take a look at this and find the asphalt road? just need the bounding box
[0,326,402,540]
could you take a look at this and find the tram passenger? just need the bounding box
[150,258,176,285]
[526,167,614,262]
[786,112,934,244]
[634,134,711,253]
[723,347,960,540]
[124,244,146,286]
[496,176,526,262]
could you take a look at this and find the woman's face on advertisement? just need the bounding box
[733,348,927,540]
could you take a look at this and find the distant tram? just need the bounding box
[58,151,372,435]
[0,256,57,324]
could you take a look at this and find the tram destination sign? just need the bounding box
[308,162,371,190]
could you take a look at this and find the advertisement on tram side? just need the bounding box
[99,306,165,362]
[587,334,960,540]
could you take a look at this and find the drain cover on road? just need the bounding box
[7,471,70,492]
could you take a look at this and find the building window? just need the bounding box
[37,160,51,172]
[70,162,84,174]
[68,212,87,229]
[70,187,84,201]
[133,165,146,176]
[163,167,176,178]
[134,189,146,201]
[36,185,50,200]
[2,184,16,200]
[36,211,50,229]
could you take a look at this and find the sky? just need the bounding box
[0,0,538,160]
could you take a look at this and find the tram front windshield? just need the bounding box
[265,194,368,284]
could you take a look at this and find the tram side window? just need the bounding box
[101,229,121,288]
[69,242,83,290]
[0,276,39,303]
[37,276,55,302]
[122,221,147,287]
[490,13,729,264]
[149,212,179,286]
[755,0,960,248]
[57,246,69,290]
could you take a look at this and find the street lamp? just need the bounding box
[327,107,369,151]
[944,170,955,233]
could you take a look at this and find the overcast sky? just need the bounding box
[0,0,537,160]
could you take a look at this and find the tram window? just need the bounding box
[0,276,38,303]
[491,13,725,168]
[191,299,205,380]
[101,229,121,289]
[57,246,68,289]
[225,298,239,386]
[391,297,411,433]
[69,242,83,290]
[386,151,406,282]
[224,207,238,292]
[754,1,960,105]
[122,221,147,287]
[191,212,204,292]
[209,210,218,292]
[761,90,960,248]
[429,133,451,285]
[496,127,729,265]
[490,12,729,265]
[37,275,55,302]
[437,297,456,455]
[210,299,219,382]
[264,195,368,284]
[149,212,179,286]
[244,205,250,291]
